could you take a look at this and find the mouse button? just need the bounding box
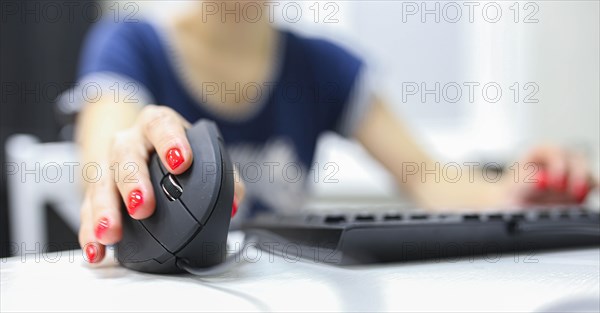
[177,124,221,224]
[150,153,166,176]
[161,174,183,201]
[146,157,200,252]
[119,256,181,274]
[117,216,172,264]
[141,190,201,253]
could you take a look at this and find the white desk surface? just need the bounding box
[2,233,599,312]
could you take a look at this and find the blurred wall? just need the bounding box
[526,2,599,167]
[329,1,599,165]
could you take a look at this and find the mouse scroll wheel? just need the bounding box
[161,174,183,201]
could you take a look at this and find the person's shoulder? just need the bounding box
[85,19,156,48]
[78,19,160,82]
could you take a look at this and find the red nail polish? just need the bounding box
[574,182,589,203]
[86,244,98,263]
[95,217,109,240]
[166,148,184,170]
[535,170,548,190]
[127,189,144,215]
[231,195,238,218]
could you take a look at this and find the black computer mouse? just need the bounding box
[116,119,234,274]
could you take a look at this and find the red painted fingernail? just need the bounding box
[95,217,109,240]
[127,189,144,215]
[231,195,238,218]
[86,244,98,263]
[574,181,589,203]
[166,148,184,170]
[535,170,548,190]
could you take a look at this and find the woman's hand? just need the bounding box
[355,99,598,209]
[503,145,597,206]
[78,105,244,264]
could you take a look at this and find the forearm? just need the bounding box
[396,163,508,209]
[364,134,506,209]
[355,98,507,209]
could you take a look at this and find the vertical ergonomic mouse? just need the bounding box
[116,119,234,274]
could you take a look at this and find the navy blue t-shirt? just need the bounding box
[76,20,370,217]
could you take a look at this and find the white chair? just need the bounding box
[5,135,82,255]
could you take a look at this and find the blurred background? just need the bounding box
[1,0,599,257]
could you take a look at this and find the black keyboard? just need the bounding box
[241,206,600,265]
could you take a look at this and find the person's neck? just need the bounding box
[184,6,274,57]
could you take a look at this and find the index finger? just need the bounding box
[138,105,193,175]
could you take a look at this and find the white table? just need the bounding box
[2,233,599,312]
